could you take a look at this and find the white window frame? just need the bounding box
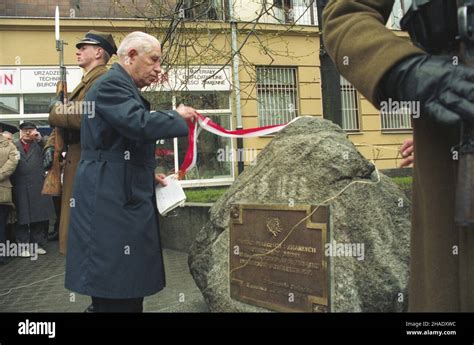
[272,0,318,25]
[169,94,235,188]
[340,76,360,132]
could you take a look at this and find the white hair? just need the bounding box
[117,31,160,58]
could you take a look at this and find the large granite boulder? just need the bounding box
[188,117,411,312]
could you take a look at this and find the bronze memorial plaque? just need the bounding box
[229,203,330,312]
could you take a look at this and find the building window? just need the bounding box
[177,91,232,180]
[272,0,318,25]
[257,66,299,126]
[0,95,20,114]
[24,94,55,114]
[176,91,230,110]
[381,107,413,131]
[182,0,224,20]
[340,76,360,131]
[146,90,233,183]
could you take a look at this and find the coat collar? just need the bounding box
[69,64,108,100]
[15,140,39,160]
[111,63,136,87]
[111,63,150,110]
[82,64,108,83]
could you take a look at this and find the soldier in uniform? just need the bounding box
[45,31,117,255]
[323,1,474,311]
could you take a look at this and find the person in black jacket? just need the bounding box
[12,122,55,258]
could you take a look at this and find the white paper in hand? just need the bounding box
[155,175,186,216]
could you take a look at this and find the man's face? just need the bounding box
[129,44,162,88]
[76,44,101,69]
[20,128,37,143]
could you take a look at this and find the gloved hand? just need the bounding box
[382,54,474,125]
[43,146,54,171]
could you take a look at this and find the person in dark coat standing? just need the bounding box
[65,31,199,312]
[12,122,55,257]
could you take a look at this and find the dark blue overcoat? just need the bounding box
[65,63,188,298]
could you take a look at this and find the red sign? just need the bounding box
[0,73,14,86]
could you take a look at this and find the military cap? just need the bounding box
[19,122,37,130]
[76,30,117,56]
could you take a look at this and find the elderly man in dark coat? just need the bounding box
[12,122,55,257]
[65,31,198,312]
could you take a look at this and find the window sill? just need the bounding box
[381,130,413,134]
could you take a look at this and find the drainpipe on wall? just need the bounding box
[316,0,342,127]
[228,0,244,175]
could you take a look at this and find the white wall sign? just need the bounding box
[0,67,82,94]
[0,69,20,93]
[148,66,231,92]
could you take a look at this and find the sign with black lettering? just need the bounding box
[0,67,82,94]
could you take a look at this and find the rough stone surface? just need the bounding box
[188,117,411,312]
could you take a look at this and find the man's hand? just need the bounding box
[383,55,474,126]
[399,138,414,168]
[31,129,42,142]
[176,104,199,122]
[43,146,54,171]
[154,173,168,187]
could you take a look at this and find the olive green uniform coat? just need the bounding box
[323,0,474,311]
[47,64,108,254]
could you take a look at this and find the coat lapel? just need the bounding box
[69,65,107,100]
[15,141,26,160]
[15,141,39,161]
[24,142,37,160]
[112,63,150,109]
[69,81,85,100]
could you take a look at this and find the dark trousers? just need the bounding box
[91,297,144,313]
[15,220,49,248]
[51,196,61,236]
[0,205,9,262]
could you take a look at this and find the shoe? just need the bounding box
[48,230,59,241]
[84,304,94,313]
[19,250,31,257]
[37,248,47,255]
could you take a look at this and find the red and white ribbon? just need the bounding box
[178,113,299,178]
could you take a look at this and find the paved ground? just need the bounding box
[0,240,208,312]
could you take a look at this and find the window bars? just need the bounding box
[340,76,360,131]
[257,66,299,126]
